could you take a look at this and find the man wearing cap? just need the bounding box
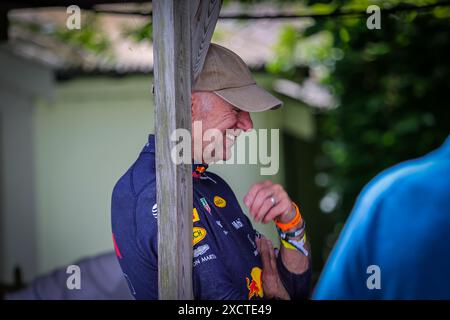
[111,44,312,300]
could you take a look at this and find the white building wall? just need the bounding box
[0,47,53,282]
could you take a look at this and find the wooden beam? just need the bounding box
[153,0,193,300]
[0,1,149,10]
[191,0,222,81]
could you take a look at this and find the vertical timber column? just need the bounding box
[153,0,193,299]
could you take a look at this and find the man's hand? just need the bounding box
[256,236,290,300]
[243,180,296,224]
[245,180,310,280]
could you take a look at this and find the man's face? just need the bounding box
[192,91,253,163]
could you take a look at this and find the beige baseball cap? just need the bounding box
[193,43,283,112]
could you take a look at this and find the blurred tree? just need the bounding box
[12,12,110,54]
[55,13,110,54]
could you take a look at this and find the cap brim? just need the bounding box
[214,84,283,112]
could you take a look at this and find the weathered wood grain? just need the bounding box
[153,0,222,300]
[153,0,193,300]
[191,0,222,81]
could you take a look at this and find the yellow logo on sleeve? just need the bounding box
[213,196,227,208]
[193,227,206,246]
[193,208,200,223]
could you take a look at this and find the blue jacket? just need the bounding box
[111,135,310,300]
[314,136,450,299]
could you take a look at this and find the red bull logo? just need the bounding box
[192,165,207,178]
[246,267,264,299]
[196,166,206,173]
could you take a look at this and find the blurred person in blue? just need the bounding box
[314,135,450,299]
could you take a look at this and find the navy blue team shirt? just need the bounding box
[111,135,311,300]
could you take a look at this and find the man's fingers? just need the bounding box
[243,181,271,212]
[243,182,266,208]
[263,239,277,273]
[245,182,292,224]
[258,238,271,270]
[259,239,290,301]
[251,187,275,221]
[256,189,289,223]
[263,199,292,223]
[268,241,277,271]
[254,196,275,222]
[256,235,268,257]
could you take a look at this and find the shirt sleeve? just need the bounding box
[276,253,312,300]
[112,183,159,300]
[312,177,384,299]
[314,162,450,299]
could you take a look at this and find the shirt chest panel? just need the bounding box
[193,178,262,286]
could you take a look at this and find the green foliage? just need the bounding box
[122,21,152,43]
[11,13,111,55]
[55,14,110,53]
[317,6,450,217]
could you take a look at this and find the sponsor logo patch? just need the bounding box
[213,196,227,208]
[200,197,212,214]
[193,253,217,268]
[193,227,207,246]
[246,267,264,299]
[152,203,158,219]
[216,220,228,235]
[193,244,210,258]
[193,208,200,223]
[232,218,244,230]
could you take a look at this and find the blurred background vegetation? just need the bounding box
[274,0,450,280]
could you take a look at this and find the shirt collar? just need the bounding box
[142,134,156,153]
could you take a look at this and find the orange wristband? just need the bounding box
[275,202,302,232]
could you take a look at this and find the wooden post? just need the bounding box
[153,0,193,300]
[153,0,222,300]
[191,0,222,81]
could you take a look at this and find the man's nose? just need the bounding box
[237,111,253,132]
